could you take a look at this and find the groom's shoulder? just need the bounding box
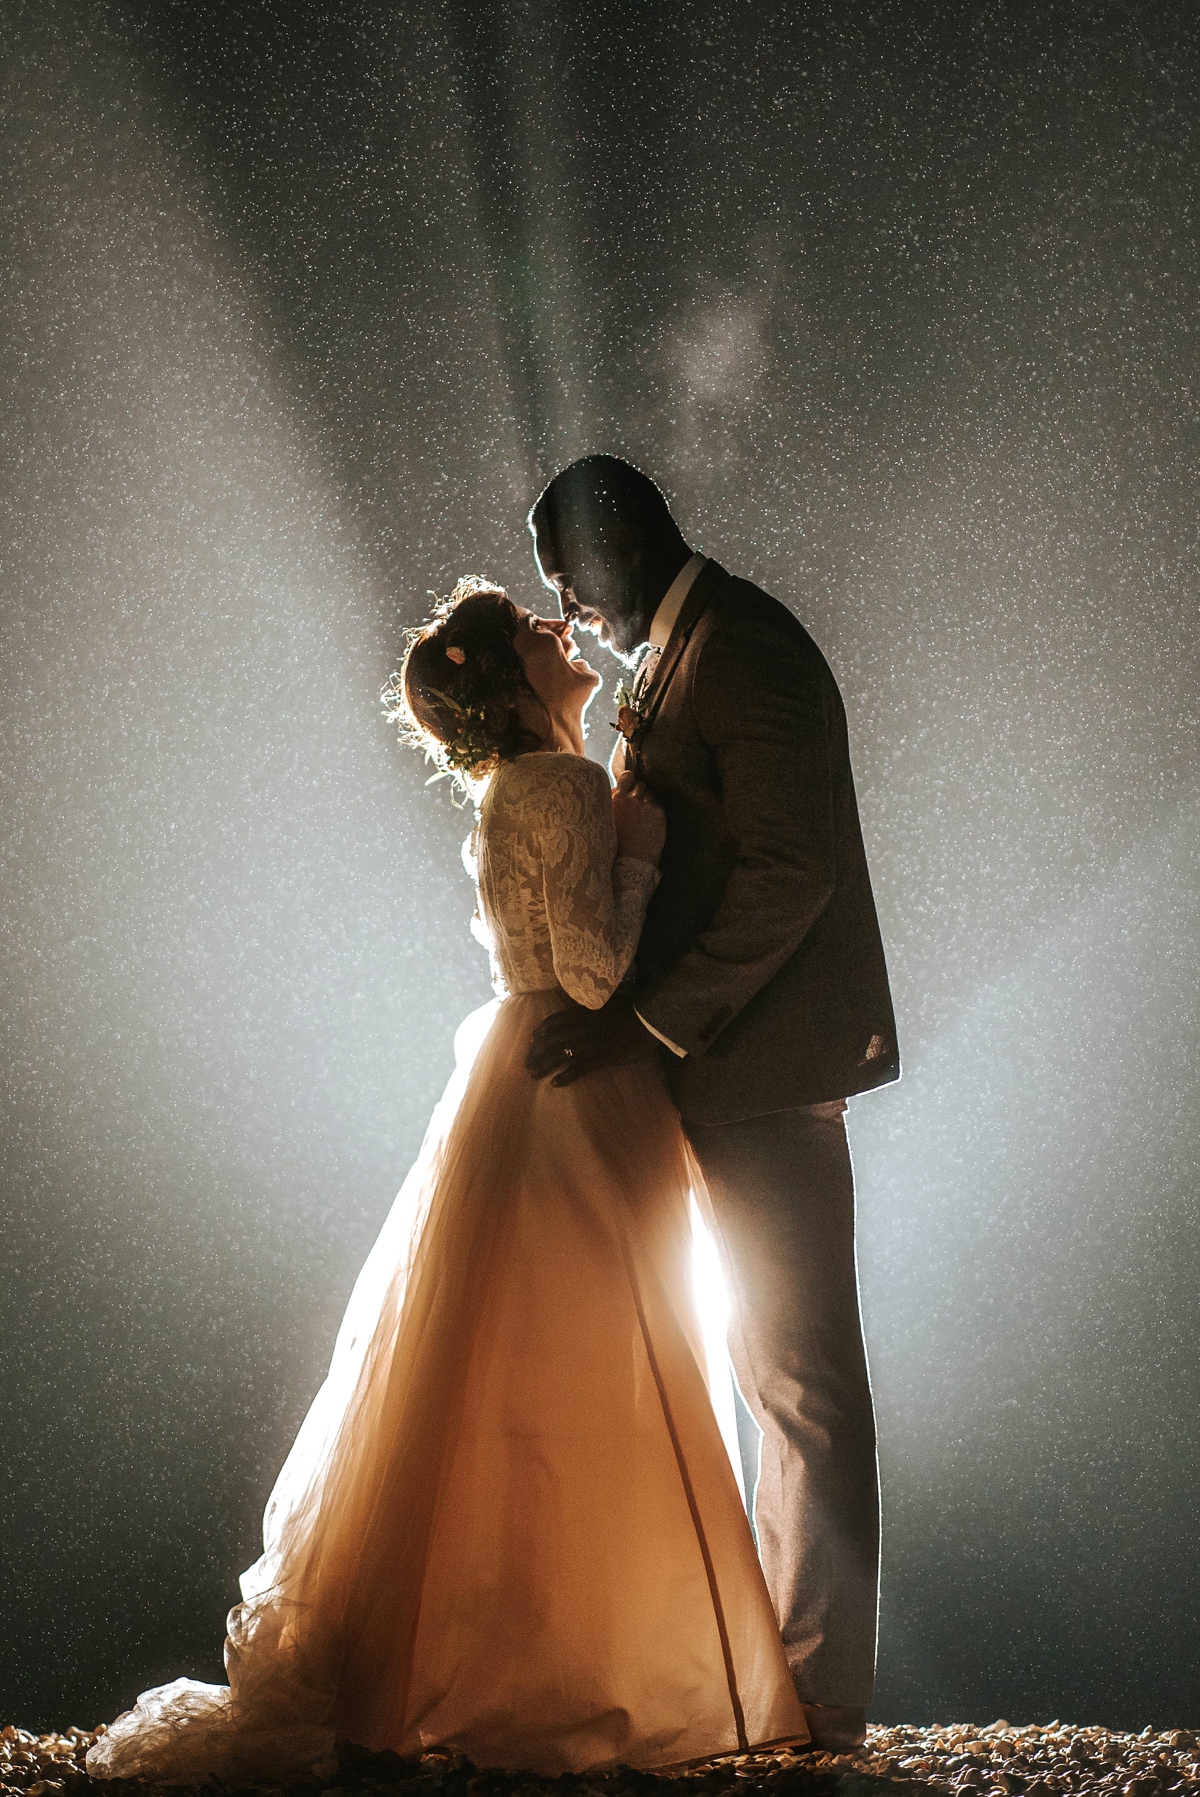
[697,564,833,681]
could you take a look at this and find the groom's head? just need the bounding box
[528,455,690,662]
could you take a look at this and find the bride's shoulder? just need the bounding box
[488,752,611,820]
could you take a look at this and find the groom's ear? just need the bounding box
[612,518,640,567]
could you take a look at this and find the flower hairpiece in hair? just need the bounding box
[445,645,466,665]
[380,667,495,797]
[421,688,497,783]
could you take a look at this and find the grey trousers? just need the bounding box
[685,1103,880,1707]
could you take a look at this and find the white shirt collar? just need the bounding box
[647,552,707,650]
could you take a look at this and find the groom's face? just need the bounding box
[531,523,643,664]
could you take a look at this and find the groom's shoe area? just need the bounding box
[799,1704,868,1752]
[686,1100,880,1713]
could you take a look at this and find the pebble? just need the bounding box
[0,1721,1197,1797]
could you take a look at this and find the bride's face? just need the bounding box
[513,609,602,726]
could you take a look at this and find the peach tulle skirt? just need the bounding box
[88,993,806,1783]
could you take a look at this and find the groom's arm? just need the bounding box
[634,609,835,1057]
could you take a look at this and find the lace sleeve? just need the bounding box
[537,757,660,1009]
[462,823,493,954]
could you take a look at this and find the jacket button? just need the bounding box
[699,1006,733,1042]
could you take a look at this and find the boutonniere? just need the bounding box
[610,679,645,750]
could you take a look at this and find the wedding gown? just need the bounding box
[88,751,807,1782]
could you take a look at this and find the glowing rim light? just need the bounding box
[689,1194,749,1509]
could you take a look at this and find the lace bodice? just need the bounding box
[470,752,659,1009]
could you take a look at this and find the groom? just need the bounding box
[524,455,899,1752]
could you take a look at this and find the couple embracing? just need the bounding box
[89,457,899,1784]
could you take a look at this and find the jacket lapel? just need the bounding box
[639,559,724,731]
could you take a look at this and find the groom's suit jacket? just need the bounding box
[631,559,899,1124]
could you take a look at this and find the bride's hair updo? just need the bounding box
[383,577,548,786]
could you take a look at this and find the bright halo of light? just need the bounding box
[689,1194,747,1508]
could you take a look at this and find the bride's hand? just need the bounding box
[612,771,666,865]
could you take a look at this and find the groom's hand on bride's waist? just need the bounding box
[525,993,657,1085]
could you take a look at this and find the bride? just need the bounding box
[87,578,807,1783]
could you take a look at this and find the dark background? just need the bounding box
[2,0,1198,1734]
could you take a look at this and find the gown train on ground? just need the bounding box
[89,755,806,1780]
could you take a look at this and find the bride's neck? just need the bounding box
[518,696,585,758]
[542,711,585,757]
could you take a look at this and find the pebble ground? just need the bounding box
[3,1722,1198,1797]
